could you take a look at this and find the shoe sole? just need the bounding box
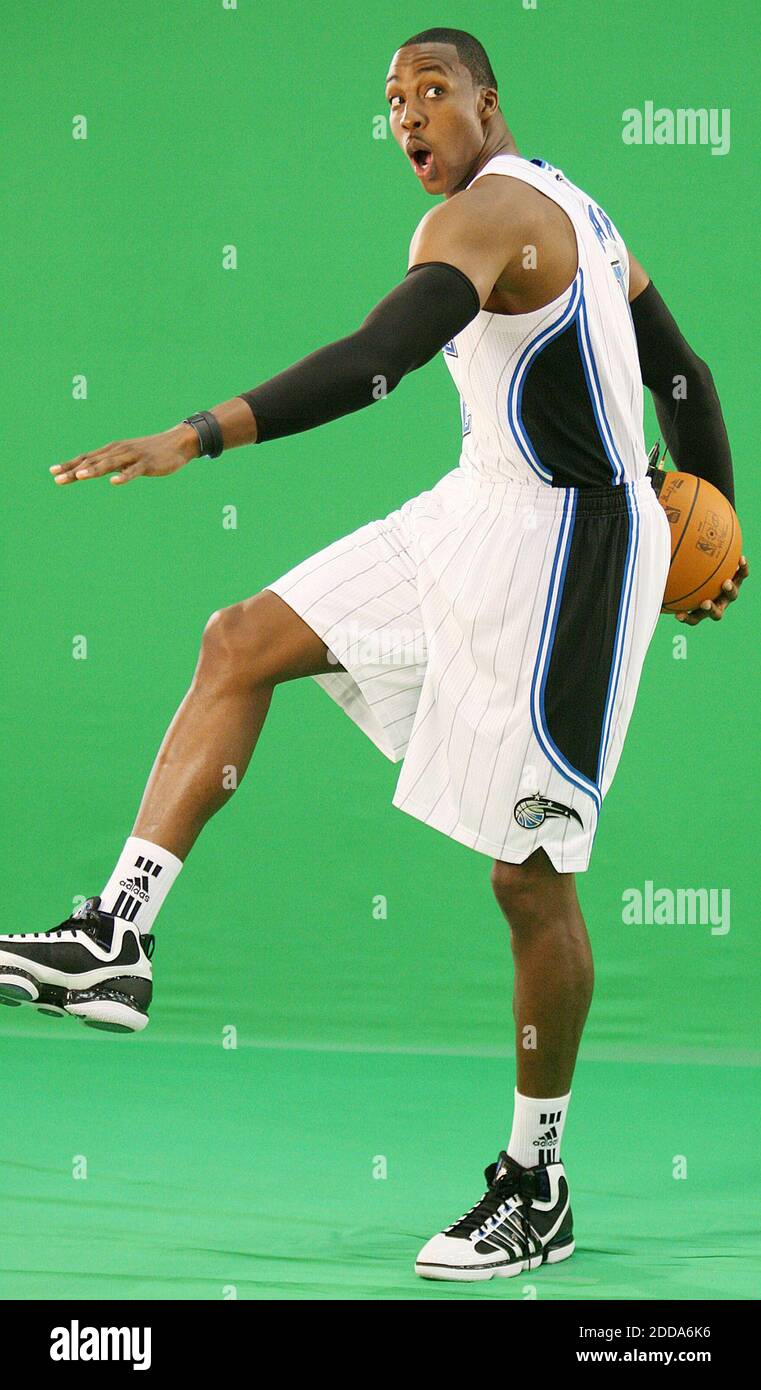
[415,1236,575,1282]
[0,968,151,1034]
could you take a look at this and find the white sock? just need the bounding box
[507,1088,571,1168]
[100,836,183,934]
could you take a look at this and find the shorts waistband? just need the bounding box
[456,471,658,516]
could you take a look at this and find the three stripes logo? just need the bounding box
[113,856,162,924]
[533,1110,562,1166]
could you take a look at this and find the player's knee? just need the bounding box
[199,595,276,686]
[490,860,532,918]
[490,853,555,922]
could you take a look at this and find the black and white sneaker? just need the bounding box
[415,1151,574,1281]
[0,896,154,1034]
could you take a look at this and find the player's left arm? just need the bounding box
[629,254,734,503]
[233,185,514,445]
[51,187,515,486]
[628,251,748,624]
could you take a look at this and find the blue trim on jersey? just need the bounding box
[507,272,583,485]
[442,340,458,357]
[576,282,626,484]
[595,483,641,783]
[530,490,602,812]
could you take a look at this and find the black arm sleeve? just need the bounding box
[630,279,735,506]
[239,261,480,443]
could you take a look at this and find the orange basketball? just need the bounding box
[654,469,742,613]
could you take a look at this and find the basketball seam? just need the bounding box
[668,475,701,571]
[666,500,736,608]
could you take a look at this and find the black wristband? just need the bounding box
[183,411,224,459]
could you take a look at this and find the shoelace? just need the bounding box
[5,898,100,940]
[447,1160,536,1263]
[477,1193,535,1263]
[6,925,96,940]
[5,911,154,958]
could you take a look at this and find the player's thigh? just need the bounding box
[203,588,343,683]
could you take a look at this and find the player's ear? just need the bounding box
[478,87,500,120]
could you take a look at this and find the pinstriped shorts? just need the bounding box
[267,466,670,872]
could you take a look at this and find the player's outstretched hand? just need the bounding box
[50,424,199,486]
[676,555,749,625]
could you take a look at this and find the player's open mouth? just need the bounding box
[408,146,434,179]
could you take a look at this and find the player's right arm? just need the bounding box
[51,183,524,487]
[51,255,485,486]
[628,251,735,507]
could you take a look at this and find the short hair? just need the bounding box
[400,27,498,91]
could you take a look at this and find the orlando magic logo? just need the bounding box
[514,795,583,830]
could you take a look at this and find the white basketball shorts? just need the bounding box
[266,467,671,872]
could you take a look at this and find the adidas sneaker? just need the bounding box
[0,896,154,1033]
[415,1151,574,1281]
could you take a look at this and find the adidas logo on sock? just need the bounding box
[120,875,151,896]
[135,855,162,878]
[113,857,163,923]
[532,1111,562,1166]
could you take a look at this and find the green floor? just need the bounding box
[0,1028,756,1300]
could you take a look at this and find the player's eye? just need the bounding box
[388,94,403,109]
[425,85,445,98]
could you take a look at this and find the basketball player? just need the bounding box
[2,30,746,1280]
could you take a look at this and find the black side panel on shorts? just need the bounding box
[543,505,632,784]
[520,321,613,488]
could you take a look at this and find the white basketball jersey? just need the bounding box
[441,154,647,488]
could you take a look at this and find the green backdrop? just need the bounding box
[1,0,759,1300]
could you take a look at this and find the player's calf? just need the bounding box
[0,593,337,1038]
